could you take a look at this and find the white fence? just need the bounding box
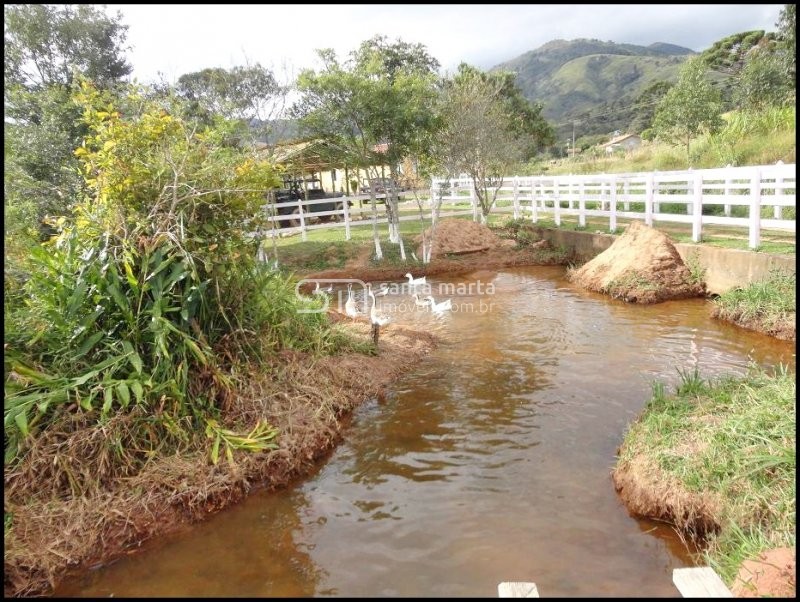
[262,164,795,249]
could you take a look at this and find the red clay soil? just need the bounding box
[730,547,796,598]
[710,306,796,342]
[3,321,437,598]
[568,221,706,304]
[612,455,721,539]
[416,218,505,259]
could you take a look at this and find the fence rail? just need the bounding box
[432,163,795,249]
[260,164,795,249]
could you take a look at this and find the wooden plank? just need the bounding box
[673,567,733,598]
[497,582,539,598]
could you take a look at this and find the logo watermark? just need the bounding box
[295,278,497,316]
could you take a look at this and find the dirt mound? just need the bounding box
[416,218,502,259]
[568,221,705,303]
[730,547,796,597]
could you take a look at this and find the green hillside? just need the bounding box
[492,38,696,138]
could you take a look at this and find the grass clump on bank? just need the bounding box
[613,364,796,586]
[711,269,796,340]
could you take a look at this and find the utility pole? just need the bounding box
[572,121,576,160]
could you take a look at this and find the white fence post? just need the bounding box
[578,176,586,228]
[723,164,732,217]
[645,173,654,226]
[554,180,561,226]
[610,175,617,233]
[692,171,703,243]
[774,161,784,219]
[298,198,308,242]
[342,194,351,241]
[749,167,762,249]
[623,178,630,211]
[513,177,520,219]
[531,180,538,223]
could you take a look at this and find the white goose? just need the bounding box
[367,284,391,326]
[314,281,333,295]
[345,284,359,318]
[426,295,452,315]
[405,272,426,287]
[413,292,431,308]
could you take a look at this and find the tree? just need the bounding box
[175,63,286,140]
[4,4,131,90]
[4,4,132,240]
[294,49,388,260]
[652,57,723,166]
[735,48,793,110]
[435,64,554,223]
[294,39,441,261]
[776,4,795,85]
[349,36,441,258]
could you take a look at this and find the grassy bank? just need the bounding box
[613,364,796,585]
[711,269,796,340]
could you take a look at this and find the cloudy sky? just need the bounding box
[107,4,785,84]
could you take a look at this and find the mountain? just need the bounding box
[491,38,697,139]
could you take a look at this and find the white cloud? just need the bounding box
[106,4,785,83]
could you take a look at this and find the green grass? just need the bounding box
[617,364,796,585]
[712,269,796,332]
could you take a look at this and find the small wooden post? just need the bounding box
[498,582,539,598]
[371,323,380,347]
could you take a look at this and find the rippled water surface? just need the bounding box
[58,266,795,597]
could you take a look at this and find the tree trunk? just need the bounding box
[388,164,405,260]
[370,190,383,260]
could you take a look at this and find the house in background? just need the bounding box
[258,139,421,195]
[600,133,642,154]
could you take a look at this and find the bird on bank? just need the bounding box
[413,293,431,308]
[314,281,333,295]
[405,272,426,287]
[426,295,452,315]
[345,284,359,318]
[367,284,391,326]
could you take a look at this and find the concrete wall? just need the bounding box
[537,228,795,295]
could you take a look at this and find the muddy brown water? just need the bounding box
[57,266,795,597]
